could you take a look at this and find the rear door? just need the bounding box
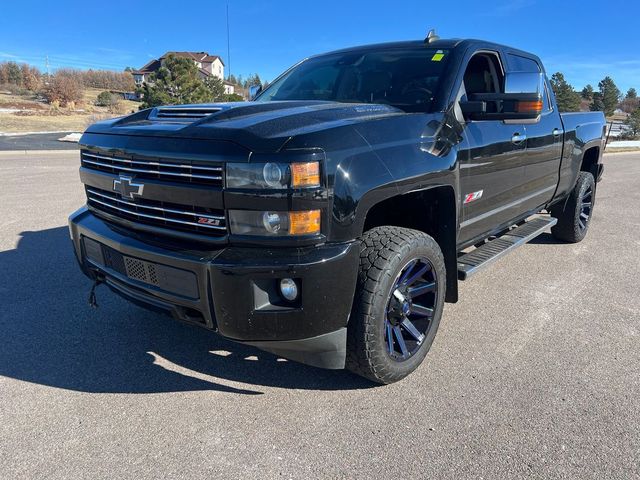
[505,53,563,212]
[456,50,529,245]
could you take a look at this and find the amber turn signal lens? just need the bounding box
[516,100,543,114]
[288,210,321,235]
[291,162,320,188]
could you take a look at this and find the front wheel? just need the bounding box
[346,226,446,384]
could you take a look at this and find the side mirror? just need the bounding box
[248,84,262,101]
[460,72,545,121]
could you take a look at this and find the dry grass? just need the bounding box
[0,88,140,133]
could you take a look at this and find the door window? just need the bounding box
[459,52,505,115]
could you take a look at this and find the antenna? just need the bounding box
[425,29,440,44]
[226,2,231,80]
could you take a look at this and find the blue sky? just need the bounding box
[1,0,638,92]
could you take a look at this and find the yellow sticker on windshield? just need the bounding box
[431,50,445,62]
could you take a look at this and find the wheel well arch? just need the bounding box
[362,185,458,303]
[580,146,600,179]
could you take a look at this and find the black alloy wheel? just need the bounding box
[384,258,438,361]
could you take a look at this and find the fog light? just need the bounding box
[262,211,284,233]
[279,278,298,301]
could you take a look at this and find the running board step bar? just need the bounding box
[457,216,557,280]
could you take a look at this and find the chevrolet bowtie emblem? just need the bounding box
[113,175,144,200]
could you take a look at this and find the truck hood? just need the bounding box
[83,101,405,153]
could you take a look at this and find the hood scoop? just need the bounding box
[151,106,223,121]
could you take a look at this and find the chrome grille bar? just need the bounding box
[86,187,227,234]
[82,158,222,180]
[86,188,224,220]
[82,152,223,172]
[80,151,224,186]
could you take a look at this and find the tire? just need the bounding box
[551,172,596,243]
[346,226,446,384]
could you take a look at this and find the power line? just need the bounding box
[226,2,231,80]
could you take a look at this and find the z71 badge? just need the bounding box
[464,190,483,204]
[197,216,221,226]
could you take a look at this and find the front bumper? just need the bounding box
[69,207,360,369]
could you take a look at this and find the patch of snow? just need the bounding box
[607,141,640,148]
[58,132,82,143]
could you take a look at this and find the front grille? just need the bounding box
[81,151,223,187]
[86,186,227,236]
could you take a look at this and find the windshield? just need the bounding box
[256,47,450,112]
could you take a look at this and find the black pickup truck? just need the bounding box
[69,36,606,384]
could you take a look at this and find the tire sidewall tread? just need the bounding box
[346,226,446,384]
[551,171,595,243]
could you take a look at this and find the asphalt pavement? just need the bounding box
[0,132,80,151]
[0,152,638,479]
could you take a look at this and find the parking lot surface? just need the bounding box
[0,133,79,151]
[1,151,638,479]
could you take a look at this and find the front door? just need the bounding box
[456,51,529,245]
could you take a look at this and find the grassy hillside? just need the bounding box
[0,88,140,133]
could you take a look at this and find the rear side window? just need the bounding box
[507,54,541,73]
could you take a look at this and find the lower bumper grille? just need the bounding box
[83,237,200,299]
[86,186,227,236]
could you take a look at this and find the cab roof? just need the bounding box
[318,38,539,63]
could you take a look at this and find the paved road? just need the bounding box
[0,132,80,151]
[1,152,638,479]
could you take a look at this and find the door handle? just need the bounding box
[552,128,563,137]
[511,133,526,145]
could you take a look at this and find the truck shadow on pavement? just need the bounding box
[527,232,566,245]
[0,227,373,395]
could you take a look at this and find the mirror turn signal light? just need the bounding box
[515,100,543,114]
[291,162,320,188]
[289,210,321,235]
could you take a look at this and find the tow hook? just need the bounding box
[88,276,103,308]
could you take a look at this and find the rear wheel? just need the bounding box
[551,172,595,243]
[346,226,446,384]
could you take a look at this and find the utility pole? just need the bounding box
[45,55,50,76]
[226,2,231,81]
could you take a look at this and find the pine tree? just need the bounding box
[590,93,605,113]
[625,108,640,138]
[140,55,214,108]
[597,76,621,116]
[203,75,226,102]
[550,72,581,112]
[581,84,594,100]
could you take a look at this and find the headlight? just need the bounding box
[229,210,321,236]
[226,162,320,189]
